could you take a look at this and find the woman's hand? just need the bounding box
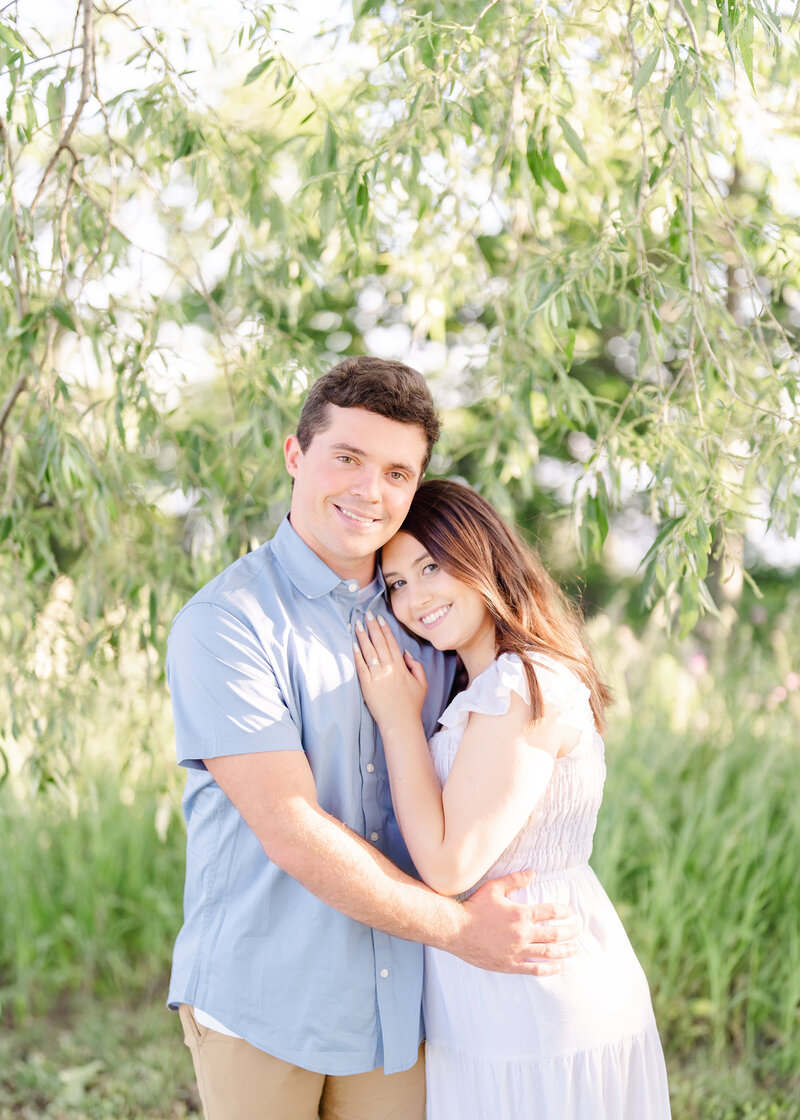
[353,612,428,733]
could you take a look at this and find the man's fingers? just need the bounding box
[523,937,578,958]
[527,915,580,942]
[525,902,574,923]
[510,960,569,978]
[491,868,537,895]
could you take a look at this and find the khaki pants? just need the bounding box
[179,1005,425,1120]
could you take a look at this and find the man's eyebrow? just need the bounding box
[330,443,417,474]
[383,551,432,580]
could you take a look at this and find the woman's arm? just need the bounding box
[354,615,572,896]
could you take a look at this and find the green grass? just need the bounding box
[590,609,800,1090]
[1,602,800,1115]
[0,993,797,1119]
[0,782,185,1021]
[0,996,199,1119]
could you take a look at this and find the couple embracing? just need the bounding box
[167,357,671,1119]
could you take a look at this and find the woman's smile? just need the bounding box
[381,531,496,680]
[418,603,452,629]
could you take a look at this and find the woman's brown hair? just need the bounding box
[396,479,611,732]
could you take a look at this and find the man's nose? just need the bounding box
[350,467,382,501]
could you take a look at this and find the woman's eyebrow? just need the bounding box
[383,551,432,579]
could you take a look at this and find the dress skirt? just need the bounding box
[423,866,671,1120]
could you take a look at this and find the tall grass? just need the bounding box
[591,600,800,1086]
[0,780,185,1020]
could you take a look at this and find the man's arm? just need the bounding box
[206,749,578,975]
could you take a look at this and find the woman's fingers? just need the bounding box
[365,611,402,663]
[352,638,372,683]
[356,612,402,669]
[354,618,379,668]
[403,649,428,687]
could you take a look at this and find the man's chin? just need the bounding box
[331,532,387,564]
[334,524,394,551]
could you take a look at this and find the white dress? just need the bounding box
[423,652,671,1120]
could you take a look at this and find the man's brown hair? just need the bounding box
[296,357,440,472]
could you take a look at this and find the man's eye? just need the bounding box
[389,471,407,481]
[337,455,353,463]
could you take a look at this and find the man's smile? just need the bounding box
[334,503,381,525]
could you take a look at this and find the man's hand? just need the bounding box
[450,870,579,976]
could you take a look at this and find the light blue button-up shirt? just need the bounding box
[166,516,455,1075]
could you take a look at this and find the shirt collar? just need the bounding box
[270,515,383,600]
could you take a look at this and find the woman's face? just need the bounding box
[381,531,496,671]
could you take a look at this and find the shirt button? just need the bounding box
[348,582,358,593]
[370,831,379,841]
[366,763,375,773]
[380,969,389,978]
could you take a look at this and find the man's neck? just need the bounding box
[286,514,377,587]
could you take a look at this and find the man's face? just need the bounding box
[284,404,428,584]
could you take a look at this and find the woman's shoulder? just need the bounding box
[437,650,595,730]
[519,650,601,750]
[437,652,529,731]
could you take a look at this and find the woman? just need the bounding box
[353,479,670,1119]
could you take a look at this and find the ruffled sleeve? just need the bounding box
[527,652,596,736]
[438,652,530,730]
[437,651,595,739]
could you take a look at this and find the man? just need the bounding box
[167,357,576,1120]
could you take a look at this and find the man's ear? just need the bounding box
[284,434,302,477]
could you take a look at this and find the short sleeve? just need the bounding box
[527,652,595,735]
[437,651,595,739]
[167,601,303,769]
[438,652,531,730]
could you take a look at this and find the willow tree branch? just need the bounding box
[0,372,28,436]
[0,117,28,314]
[29,0,94,217]
[0,114,31,450]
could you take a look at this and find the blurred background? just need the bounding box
[1,1,799,1115]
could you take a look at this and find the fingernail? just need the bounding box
[355,619,364,632]
[353,642,359,652]
[366,610,375,621]
[377,615,387,626]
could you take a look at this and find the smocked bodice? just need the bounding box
[428,652,606,887]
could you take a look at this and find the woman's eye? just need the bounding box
[388,579,406,593]
[422,562,439,575]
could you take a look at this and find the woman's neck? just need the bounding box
[456,621,498,684]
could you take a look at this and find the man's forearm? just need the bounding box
[265,796,467,949]
[269,800,578,977]
[205,750,465,950]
